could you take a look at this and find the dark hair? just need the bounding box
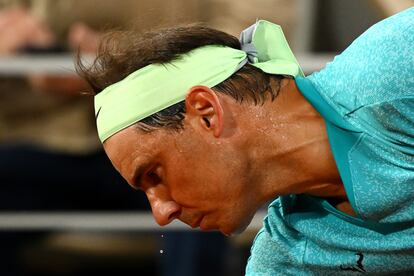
[76,24,285,132]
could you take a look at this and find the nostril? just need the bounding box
[168,210,181,221]
[150,199,181,226]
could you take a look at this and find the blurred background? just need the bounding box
[0,0,411,275]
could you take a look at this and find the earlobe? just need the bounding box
[185,85,224,137]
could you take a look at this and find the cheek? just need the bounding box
[167,141,249,200]
[164,156,200,199]
[165,158,223,203]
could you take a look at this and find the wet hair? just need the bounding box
[76,24,286,132]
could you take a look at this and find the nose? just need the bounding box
[147,189,181,226]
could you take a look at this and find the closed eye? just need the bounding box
[131,163,163,190]
[131,163,161,190]
[147,171,162,185]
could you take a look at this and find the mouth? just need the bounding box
[199,218,217,231]
[189,216,203,229]
[191,216,214,231]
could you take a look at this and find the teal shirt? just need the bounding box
[246,7,414,275]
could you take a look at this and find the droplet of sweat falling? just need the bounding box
[160,234,164,254]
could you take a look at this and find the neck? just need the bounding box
[243,79,346,205]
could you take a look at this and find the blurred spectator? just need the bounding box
[0,1,149,211]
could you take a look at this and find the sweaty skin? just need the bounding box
[104,79,355,236]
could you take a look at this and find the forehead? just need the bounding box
[103,126,164,181]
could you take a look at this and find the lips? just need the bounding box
[199,223,210,231]
[199,218,216,231]
[189,216,203,228]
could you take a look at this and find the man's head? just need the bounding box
[77,23,297,235]
[79,24,285,132]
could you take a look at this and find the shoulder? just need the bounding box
[308,8,414,116]
[348,96,414,149]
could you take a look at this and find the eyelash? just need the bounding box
[147,171,161,185]
[133,166,162,190]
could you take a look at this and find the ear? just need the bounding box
[185,85,224,137]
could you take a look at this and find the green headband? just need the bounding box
[95,20,304,142]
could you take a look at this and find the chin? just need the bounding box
[219,226,245,237]
[219,219,251,237]
[201,212,255,236]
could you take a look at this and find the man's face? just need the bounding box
[104,117,260,236]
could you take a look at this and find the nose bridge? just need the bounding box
[146,187,181,226]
